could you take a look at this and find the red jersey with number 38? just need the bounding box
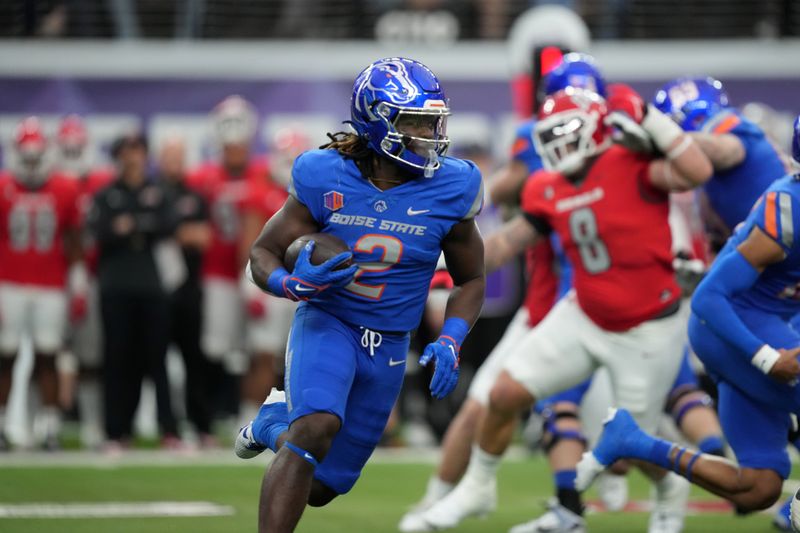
[521,145,680,331]
[0,172,80,287]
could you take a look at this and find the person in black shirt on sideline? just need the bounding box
[88,131,179,450]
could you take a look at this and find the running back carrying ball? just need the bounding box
[284,232,352,271]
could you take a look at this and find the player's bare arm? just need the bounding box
[239,210,266,272]
[441,218,486,326]
[737,225,786,271]
[248,196,318,292]
[64,226,83,264]
[689,132,746,171]
[648,137,713,192]
[487,159,530,207]
[483,214,540,273]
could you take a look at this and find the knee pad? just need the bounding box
[667,387,713,427]
[541,408,586,453]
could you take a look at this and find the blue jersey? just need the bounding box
[289,149,483,332]
[719,174,800,319]
[701,111,786,231]
[511,120,545,174]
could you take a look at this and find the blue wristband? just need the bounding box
[439,317,470,349]
[267,267,291,298]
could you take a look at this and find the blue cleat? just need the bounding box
[234,388,288,459]
[774,495,792,531]
[576,408,647,491]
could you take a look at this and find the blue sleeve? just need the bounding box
[459,162,484,220]
[754,188,797,254]
[511,122,544,175]
[288,151,324,222]
[690,249,765,356]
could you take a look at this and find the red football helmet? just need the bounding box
[13,116,51,187]
[57,114,88,151]
[269,126,311,188]
[534,88,611,175]
[57,114,90,176]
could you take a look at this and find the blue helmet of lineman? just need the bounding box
[544,53,607,98]
[653,77,730,131]
[793,115,800,167]
[350,57,450,177]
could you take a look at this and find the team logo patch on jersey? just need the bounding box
[323,190,344,211]
[373,200,388,213]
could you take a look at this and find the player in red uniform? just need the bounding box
[418,88,714,532]
[187,96,291,424]
[54,114,114,448]
[0,117,82,450]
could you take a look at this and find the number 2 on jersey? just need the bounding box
[345,234,403,300]
[569,207,610,274]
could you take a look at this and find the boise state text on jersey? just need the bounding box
[289,149,483,332]
[701,111,787,231]
[717,174,800,318]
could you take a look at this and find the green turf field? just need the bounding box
[0,454,783,532]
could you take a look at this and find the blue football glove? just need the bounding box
[419,337,460,400]
[270,241,357,301]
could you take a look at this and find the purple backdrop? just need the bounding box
[1,77,798,118]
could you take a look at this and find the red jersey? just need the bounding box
[0,172,80,287]
[521,145,680,331]
[523,240,559,327]
[187,158,285,280]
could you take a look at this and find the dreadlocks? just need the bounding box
[321,131,374,177]
[320,132,371,160]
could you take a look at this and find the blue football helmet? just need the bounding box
[793,115,800,167]
[350,57,450,177]
[653,77,730,131]
[544,53,607,98]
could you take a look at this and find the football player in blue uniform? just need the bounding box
[576,115,800,523]
[234,57,485,532]
[653,76,787,254]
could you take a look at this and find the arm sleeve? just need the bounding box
[460,163,484,221]
[690,249,765,356]
[520,174,552,235]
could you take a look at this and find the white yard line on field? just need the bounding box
[0,502,235,518]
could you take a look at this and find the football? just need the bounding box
[283,232,352,272]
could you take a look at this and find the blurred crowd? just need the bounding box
[2,0,798,41]
[0,97,312,452]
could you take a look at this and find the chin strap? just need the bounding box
[424,150,437,178]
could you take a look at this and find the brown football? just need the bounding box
[283,232,352,272]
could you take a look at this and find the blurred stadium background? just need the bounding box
[1,1,800,532]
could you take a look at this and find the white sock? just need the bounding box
[78,380,104,447]
[424,476,455,503]
[464,444,501,485]
[35,407,62,441]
